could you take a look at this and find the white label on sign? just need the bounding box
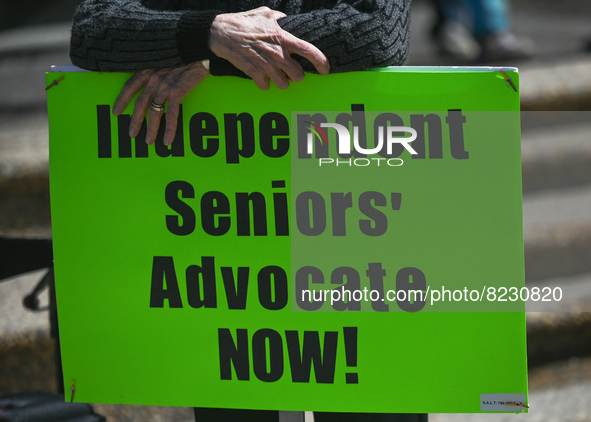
[480,393,527,411]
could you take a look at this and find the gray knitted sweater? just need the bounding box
[70,0,411,76]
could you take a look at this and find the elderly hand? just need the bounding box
[113,61,210,145]
[210,6,330,90]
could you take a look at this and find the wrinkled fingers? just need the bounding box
[113,69,152,115]
[129,86,155,138]
[163,98,181,146]
[129,69,169,138]
[114,63,209,146]
[145,98,166,145]
[279,52,306,83]
[283,32,330,75]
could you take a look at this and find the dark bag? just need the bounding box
[0,392,105,422]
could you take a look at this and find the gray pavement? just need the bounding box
[0,270,50,339]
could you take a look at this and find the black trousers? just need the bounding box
[193,408,428,422]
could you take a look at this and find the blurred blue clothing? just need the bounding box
[434,0,510,37]
[469,0,509,36]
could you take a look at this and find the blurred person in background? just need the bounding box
[430,0,534,62]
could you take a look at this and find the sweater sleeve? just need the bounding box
[70,0,223,72]
[70,0,411,74]
[277,0,411,73]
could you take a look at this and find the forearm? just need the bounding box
[278,0,412,72]
[70,0,222,72]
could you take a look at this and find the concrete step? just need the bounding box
[0,112,51,237]
[526,272,591,313]
[522,117,591,193]
[526,311,591,367]
[519,57,591,111]
[525,275,591,366]
[523,184,591,281]
[0,23,70,58]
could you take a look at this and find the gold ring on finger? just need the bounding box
[150,102,165,112]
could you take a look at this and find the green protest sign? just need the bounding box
[46,67,527,413]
